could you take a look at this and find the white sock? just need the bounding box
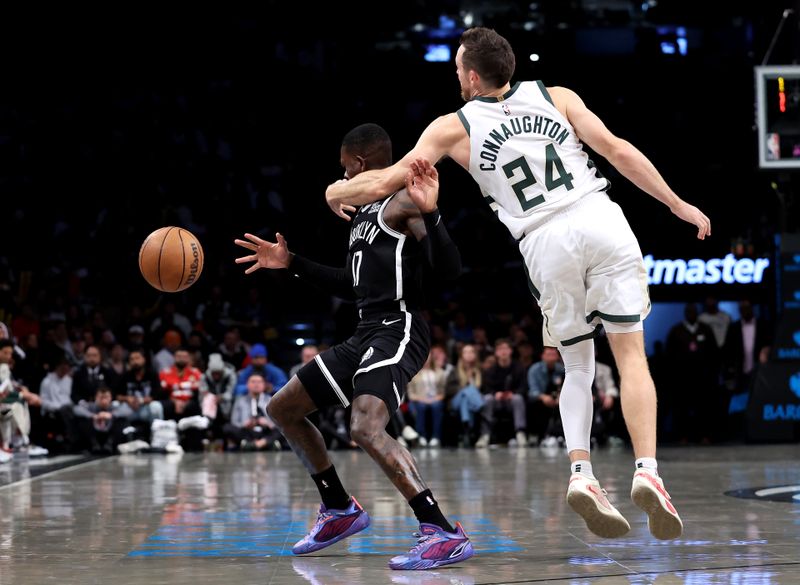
[571,460,595,479]
[635,457,658,475]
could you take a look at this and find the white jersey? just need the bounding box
[458,81,609,240]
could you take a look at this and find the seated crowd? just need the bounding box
[0,295,765,459]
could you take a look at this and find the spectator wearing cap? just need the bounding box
[234,344,287,397]
[126,325,147,353]
[201,353,237,419]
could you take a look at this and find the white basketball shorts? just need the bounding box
[519,191,650,347]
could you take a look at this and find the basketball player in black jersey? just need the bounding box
[234,124,473,570]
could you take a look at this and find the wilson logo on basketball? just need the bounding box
[185,242,201,286]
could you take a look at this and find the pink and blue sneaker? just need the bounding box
[292,497,370,555]
[388,522,474,570]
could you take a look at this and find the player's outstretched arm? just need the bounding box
[325,115,461,218]
[234,232,356,299]
[550,86,711,240]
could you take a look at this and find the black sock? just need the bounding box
[311,465,351,510]
[408,489,455,533]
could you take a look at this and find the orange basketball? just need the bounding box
[138,227,204,292]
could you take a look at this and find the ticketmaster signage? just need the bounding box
[644,254,770,286]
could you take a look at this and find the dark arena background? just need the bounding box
[1,2,800,584]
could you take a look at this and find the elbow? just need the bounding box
[607,139,636,169]
[325,183,340,204]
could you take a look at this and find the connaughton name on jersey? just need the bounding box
[479,115,570,171]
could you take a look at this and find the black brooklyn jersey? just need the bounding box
[348,193,424,310]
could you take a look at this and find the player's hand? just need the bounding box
[671,201,711,240]
[326,179,357,221]
[405,158,439,213]
[234,232,291,274]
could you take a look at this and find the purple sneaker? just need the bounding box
[389,522,474,570]
[292,497,370,555]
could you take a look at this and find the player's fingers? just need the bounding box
[427,164,438,180]
[244,234,267,246]
[276,233,287,247]
[244,233,267,245]
[335,208,353,221]
[234,239,257,251]
[699,217,708,238]
[410,160,420,176]
[244,264,260,275]
[342,205,357,213]
[234,254,256,264]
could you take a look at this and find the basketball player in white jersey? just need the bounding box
[326,27,711,541]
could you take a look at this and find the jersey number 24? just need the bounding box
[502,144,574,212]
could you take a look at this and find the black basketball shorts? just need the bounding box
[297,308,430,415]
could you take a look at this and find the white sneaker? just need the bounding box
[631,470,683,540]
[177,415,210,431]
[515,431,527,447]
[540,436,559,448]
[27,445,49,457]
[0,450,12,464]
[418,437,428,448]
[567,473,631,538]
[165,441,184,454]
[401,425,419,441]
[475,434,490,449]
[118,440,150,454]
[428,438,440,449]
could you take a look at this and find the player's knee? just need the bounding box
[349,418,380,448]
[266,391,298,427]
[265,399,282,426]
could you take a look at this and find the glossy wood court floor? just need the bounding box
[1,444,798,584]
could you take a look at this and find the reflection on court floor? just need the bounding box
[1,447,799,584]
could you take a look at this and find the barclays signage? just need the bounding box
[748,362,800,440]
[776,330,800,360]
[644,254,770,286]
[762,371,800,421]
